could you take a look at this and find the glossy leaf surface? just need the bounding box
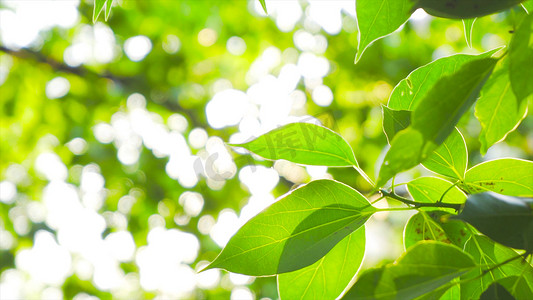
[205,180,375,276]
[278,227,365,300]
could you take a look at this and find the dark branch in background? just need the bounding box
[0,45,204,128]
[0,45,129,83]
[381,189,463,211]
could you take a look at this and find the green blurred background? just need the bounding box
[0,0,531,299]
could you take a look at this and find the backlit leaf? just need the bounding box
[258,0,267,14]
[355,0,415,63]
[462,158,533,197]
[422,128,468,180]
[232,122,358,167]
[509,14,533,102]
[407,177,466,210]
[462,235,533,299]
[205,180,375,276]
[403,211,451,249]
[388,49,500,111]
[476,67,528,154]
[278,227,365,300]
[93,0,107,23]
[463,18,476,48]
[342,241,476,299]
[382,106,411,143]
[480,283,515,300]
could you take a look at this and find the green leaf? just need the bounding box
[407,177,466,208]
[461,235,533,299]
[377,127,424,186]
[417,0,525,19]
[463,18,476,48]
[105,0,113,21]
[278,227,365,300]
[422,128,468,180]
[403,211,451,249]
[382,106,411,143]
[232,122,358,168]
[523,0,533,13]
[462,158,533,197]
[428,210,473,248]
[509,14,533,101]
[355,0,415,63]
[454,193,533,250]
[480,283,515,300]
[497,276,533,300]
[476,67,528,154]
[410,56,498,146]
[93,0,107,23]
[378,53,499,187]
[205,180,376,276]
[342,241,476,300]
[258,0,267,14]
[388,49,501,111]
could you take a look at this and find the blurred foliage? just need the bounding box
[0,0,531,299]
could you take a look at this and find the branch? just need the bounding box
[381,189,463,211]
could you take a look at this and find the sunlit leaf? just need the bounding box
[476,67,528,154]
[462,235,533,299]
[454,193,533,250]
[382,106,410,143]
[205,180,375,276]
[462,158,533,197]
[422,128,468,180]
[410,56,498,146]
[278,227,365,300]
[407,177,466,209]
[258,0,267,14]
[355,0,415,63]
[378,54,498,186]
[93,0,107,23]
[388,49,500,111]
[342,241,476,299]
[523,0,533,13]
[497,276,533,300]
[105,0,113,20]
[231,122,358,167]
[403,211,451,249]
[509,14,533,101]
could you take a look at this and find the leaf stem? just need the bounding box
[437,181,460,203]
[353,166,375,187]
[376,207,416,212]
[381,189,462,211]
